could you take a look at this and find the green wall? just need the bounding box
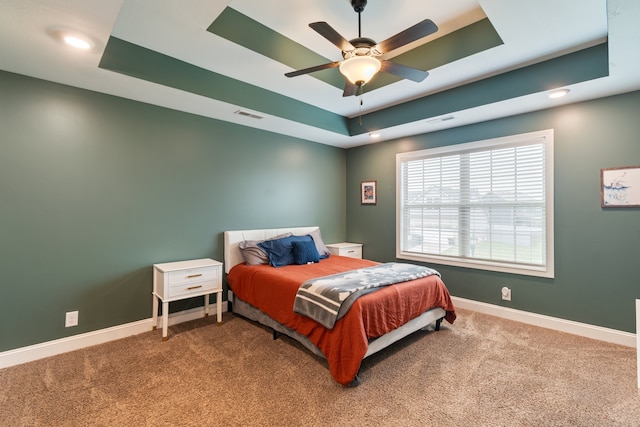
[1,68,638,354]
[346,90,640,333]
[0,71,346,352]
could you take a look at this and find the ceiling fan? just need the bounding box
[284,0,438,97]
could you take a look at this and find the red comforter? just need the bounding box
[227,256,456,385]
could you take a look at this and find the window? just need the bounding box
[396,129,554,278]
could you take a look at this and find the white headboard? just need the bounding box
[224,226,320,274]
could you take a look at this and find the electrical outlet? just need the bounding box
[65,311,79,327]
[501,287,511,301]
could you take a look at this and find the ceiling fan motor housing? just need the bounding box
[342,37,378,59]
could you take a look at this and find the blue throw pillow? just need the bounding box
[258,235,313,267]
[291,239,320,264]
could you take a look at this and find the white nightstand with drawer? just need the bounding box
[152,258,223,341]
[326,242,363,259]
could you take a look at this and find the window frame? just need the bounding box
[396,129,554,278]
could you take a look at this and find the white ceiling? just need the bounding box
[1,0,638,148]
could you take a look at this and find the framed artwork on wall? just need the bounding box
[601,166,640,207]
[361,180,377,205]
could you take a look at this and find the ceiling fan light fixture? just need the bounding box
[339,56,381,86]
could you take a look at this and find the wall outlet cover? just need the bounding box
[65,311,79,327]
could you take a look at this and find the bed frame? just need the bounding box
[224,226,446,378]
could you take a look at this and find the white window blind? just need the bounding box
[396,130,554,277]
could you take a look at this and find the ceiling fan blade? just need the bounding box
[309,22,355,52]
[380,60,429,82]
[342,80,358,97]
[376,19,438,54]
[285,61,341,78]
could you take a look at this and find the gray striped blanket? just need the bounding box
[293,263,440,329]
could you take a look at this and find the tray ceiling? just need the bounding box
[1,0,638,148]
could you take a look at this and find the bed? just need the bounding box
[224,226,456,386]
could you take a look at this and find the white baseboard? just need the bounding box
[0,302,228,370]
[452,296,637,348]
[1,299,634,371]
[636,299,640,392]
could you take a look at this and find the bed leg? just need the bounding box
[272,329,280,340]
[435,317,443,331]
[347,374,361,387]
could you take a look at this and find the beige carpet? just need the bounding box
[1,308,639,426]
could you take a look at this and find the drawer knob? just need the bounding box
[187,285,203,290]
[187,274,203,279]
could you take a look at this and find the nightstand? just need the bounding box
[326,242,363,259]
[152,258,223,341]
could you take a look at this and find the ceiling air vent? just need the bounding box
[425,115,454,125]
[234,110,264,120]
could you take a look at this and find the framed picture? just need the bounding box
[361,180,377,205]
[601,166,640,207]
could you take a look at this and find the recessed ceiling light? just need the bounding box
[48,28,95,51]
[549,89,570,99]
[63,35,93,50]
[369,133,380,139]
